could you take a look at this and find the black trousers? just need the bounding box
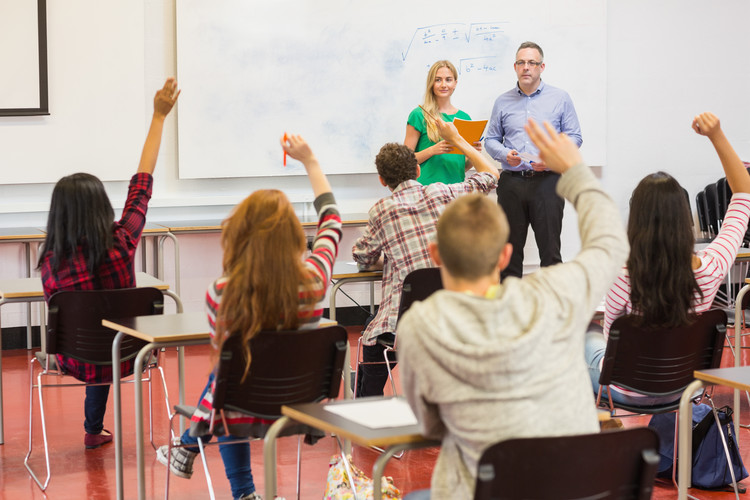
[356,332,397,397]
[497,170,564,280]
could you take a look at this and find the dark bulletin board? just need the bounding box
[0,0,48,116]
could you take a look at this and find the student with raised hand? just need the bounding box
[404,60,481,185]
[38,78,179,450]
[354,117,498,398]
[157,135,341,500]
[586,112,750,406]
[399,119,628,500]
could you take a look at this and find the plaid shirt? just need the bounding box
[40,173,153,383]
[353,172,497,345]
[189,192,342,437]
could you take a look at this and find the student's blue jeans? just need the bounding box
[180,374,255,500]
[585,324,680,407]
[84,384,110,434]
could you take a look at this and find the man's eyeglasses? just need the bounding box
[515,60,542,67]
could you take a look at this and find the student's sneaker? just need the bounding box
[238,493,264,500]
[156,442,197,479]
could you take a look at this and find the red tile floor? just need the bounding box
[0,326,749,499]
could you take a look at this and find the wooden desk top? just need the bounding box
[332,261,382,280]
[134,272,170,290]
[0,272,168,300]
[695,367,750,392]
[103,311,210,343]
[282,397,427,448]
[141,222,172,234]
[0,277,44,299]
[151,220,223,233]
[150,213,371,234]
[0,227,45,240]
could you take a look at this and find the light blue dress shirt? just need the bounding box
[485,81,582,171]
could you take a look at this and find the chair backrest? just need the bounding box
[716,177,730,221]
[396,267,443,323]
[212,325,348,419]
[695,190,710,236]
[46,287,164,364]
[473,428,660,500]
[599,309,726,402]
[704,182,721,234]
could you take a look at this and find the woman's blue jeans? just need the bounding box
[180,374,255,499]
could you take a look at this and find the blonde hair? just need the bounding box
[437,194,509,280]
[213,189,312,379]
[422,60,458,143]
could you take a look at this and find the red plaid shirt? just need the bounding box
[353,172,498,345]
[40,173,153,383]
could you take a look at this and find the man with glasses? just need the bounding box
[485,41,582,279]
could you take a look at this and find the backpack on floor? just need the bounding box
[648,403,748,489]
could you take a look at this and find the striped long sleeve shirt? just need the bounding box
[190,191,342,437]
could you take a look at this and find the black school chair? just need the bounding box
[353,267,443,397]
[474,428,660,500]
[25,287,167,491]
[384,267,443,393]
[596,309,740,494]
[164,325,348,500]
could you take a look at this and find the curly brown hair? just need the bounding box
[376,143,418,189]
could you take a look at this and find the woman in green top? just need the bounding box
[404,60,480,184]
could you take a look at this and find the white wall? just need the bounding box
[2,0,749,328]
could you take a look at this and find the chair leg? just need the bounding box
[383,346,397,395]
[264,416,296,500]
[296,435,302,500]
[24,362,51,491]
[196,437,217,500]
[707,399,741,500]
[353,336,363,399]
[333,435,363,500]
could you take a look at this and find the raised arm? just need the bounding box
[524,119,582,174]
[137,78,180,175]
[693,112,750,194]
[434,119,499,179]
[280,134,332,198]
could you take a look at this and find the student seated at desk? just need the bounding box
[38,78,179,450]
[586,113,750,406]
[352,119,499,397]
[156,135,341,500]
[398,120,628,500]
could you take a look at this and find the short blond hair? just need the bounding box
[437,194,509,280]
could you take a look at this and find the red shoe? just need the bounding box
[85,430,113,449]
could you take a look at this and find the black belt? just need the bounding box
[504,169,554,178]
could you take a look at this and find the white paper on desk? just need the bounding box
[518,151,541,163]
[324,399,418,429]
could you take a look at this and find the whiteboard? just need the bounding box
[176,0,606,179]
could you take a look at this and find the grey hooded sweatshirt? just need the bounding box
[399,163,629,499]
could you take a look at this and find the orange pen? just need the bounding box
[283,133,288,166]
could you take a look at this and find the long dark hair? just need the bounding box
[213,189,313,380]
[38,173,115,274]
[627,172,702,327]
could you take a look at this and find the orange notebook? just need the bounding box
[447,118,488,154]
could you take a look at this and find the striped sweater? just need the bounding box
[603,193,750,400]
[189,191,341,437]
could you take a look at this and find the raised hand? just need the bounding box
[280,134,316,165]
[692,112,721,138]
[524,119,582,174]
[154,77,180,118]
